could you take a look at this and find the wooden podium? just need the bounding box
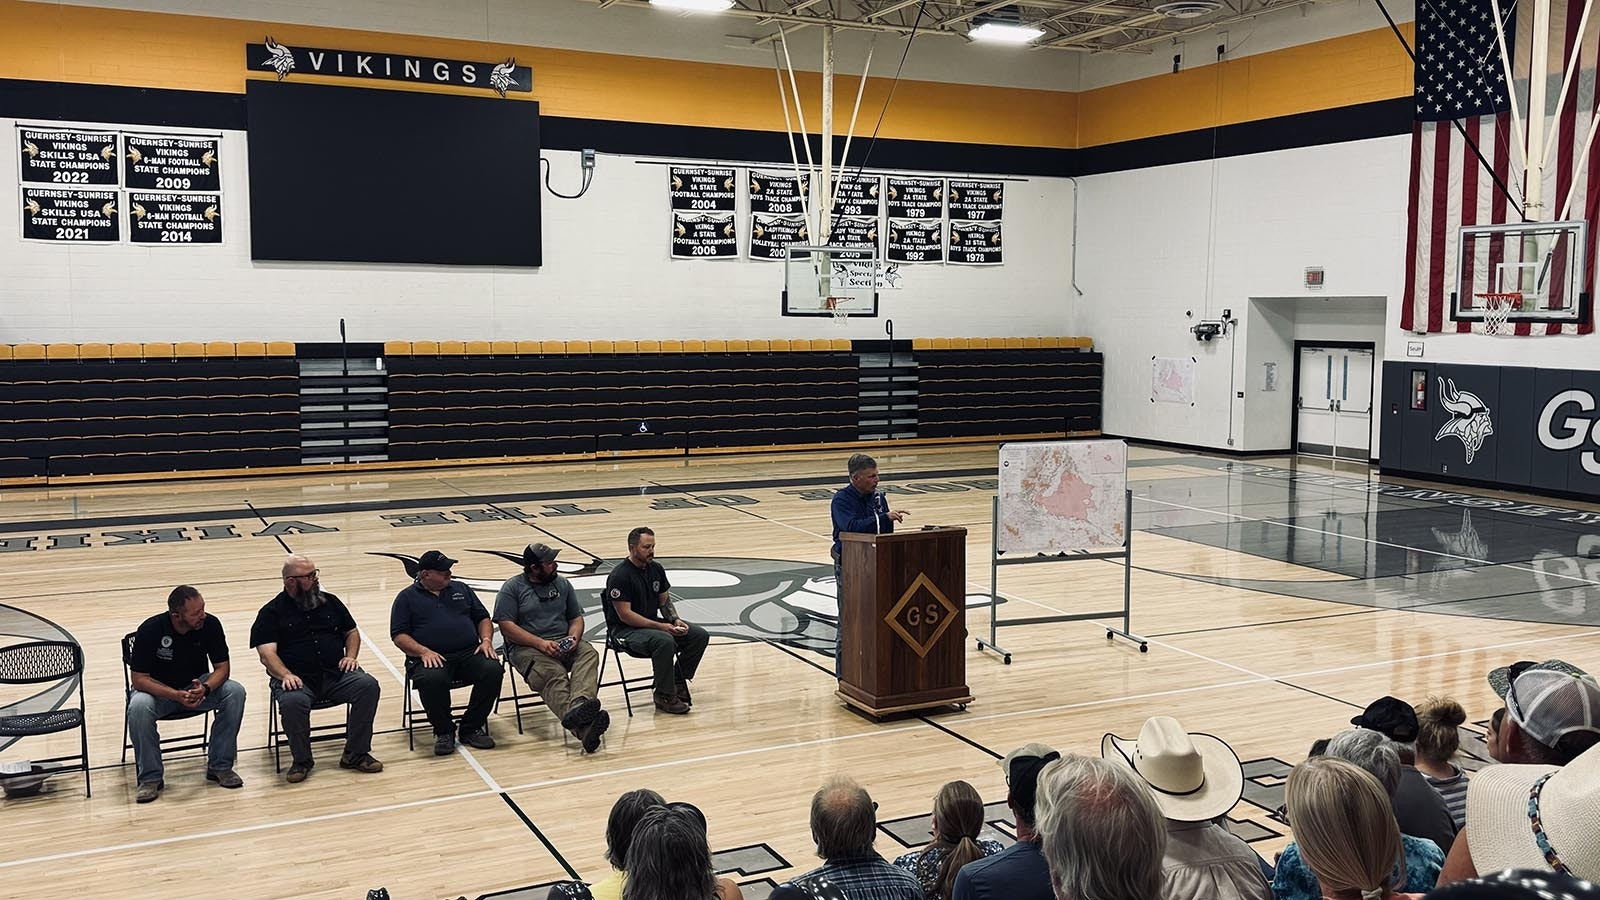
[836,527,973,717]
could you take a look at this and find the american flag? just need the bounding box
[1402,0,1597,335]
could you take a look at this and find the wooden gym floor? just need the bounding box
[1,443,1597,899]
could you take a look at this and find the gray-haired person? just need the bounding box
[829,454,908,673]
[790,776,923,900]
[1034,754,1167,900]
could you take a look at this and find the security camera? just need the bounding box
[1191,321,1223,342]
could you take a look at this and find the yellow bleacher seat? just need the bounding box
[830,338,850,352]
[236,341,266,357]
[205,341,235,358]
[383,341,413,357]
[999,337,1021,349]
[567,340,591,354]
[438,341,466,356]
[1040,337,1062,349]
[1066,336,1093,349]
[913,337,933,351]
[518,340,543,355]
[719,340,742,353]
[951,338,972,350]
[15,344,46,360]
[966,338,988,350]
[491,340,516,356]
[590,340,615,354]
[768,339,792,352]
[111,342,141,360]
[683,340,706,353]
[465,341,492,356]
[637,340,660,353]
[174,342,204,358]
[792,339,817,351]
[930,338,951,350]
[0,345,12,361]
[47,343,78,361]
[265,341,295,357]
[79,342,110,360]
[540,340,565,355]
[1022,337,1043,349]
[661,340,683,353]
[614,340,638,354]
[411,340,439,356]
[747,339,770,352]
[143,342,174,359]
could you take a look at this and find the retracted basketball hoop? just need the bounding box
[1475,291,1522,334]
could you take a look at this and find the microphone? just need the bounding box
[875,490,886,534]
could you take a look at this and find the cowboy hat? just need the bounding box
[1102,716,1244,822]
[1461,744,1600,880]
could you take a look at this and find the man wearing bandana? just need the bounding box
[250,554,384,784]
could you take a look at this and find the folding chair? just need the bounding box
[120,632,210,764]
[0,640,91,797]
[401,654,506,750]
[598,632,656,717]
[267,684,350,773]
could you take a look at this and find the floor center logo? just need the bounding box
[1435,377,1494,463]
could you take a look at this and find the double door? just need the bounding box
[1296,345,1373,460]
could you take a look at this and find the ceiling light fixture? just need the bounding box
[649,0,735,11]
[968,20,1045,43]
[1154,1,1222,18]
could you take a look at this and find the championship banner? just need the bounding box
[750,213,809,261]
[21,187,120,242]
[885,177,943,219]
[749,171,809,216]
[886,217,943,264]
[828,216,879,261]
[128,192,223,244]
[123,134,221,192]
[18,128,119,186]
[948,180,1003,220]
[832,174,881,218]
[669,166,736,212]
[949,220,1003,265]
[671,212,737,259]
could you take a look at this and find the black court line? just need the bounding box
[483,502,610,563]
[1275,680,1366,711]
[245,500,292,554]
[0,465,997,535]
[500,792,581,880]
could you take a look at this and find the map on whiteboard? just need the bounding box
[998,440,1128,553]
[1152,356,1196,404]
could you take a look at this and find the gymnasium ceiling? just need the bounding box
[588,0,1321,54]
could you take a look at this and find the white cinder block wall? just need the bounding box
[0,126,1075,343]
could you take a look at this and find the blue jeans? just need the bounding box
[126,677,247,785]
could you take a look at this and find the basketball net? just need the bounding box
[825,296,850,325]
[1475,291,1521,334]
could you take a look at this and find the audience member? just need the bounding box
[1414,697,1470,829]
[1436,741,1600,884]
[1351,696,1458,852]
[126,584,248,802]
[1485,709,1507,762]
[622,804,742,900]
[892,780,1003,900]
[589,788,667,900]
[954,744,1061,900]
[1484,662,1600,766]
[389,549,503,756]
[603,527,710,715]
[495,542,610,753]
[1272,729,1445,900]
[1034,753,1167,900]
[251,554,383,783]
[1425,869,1600,899]
[1101,716,1270,900]
[792,775,921,900]
[1283,756,1424,900]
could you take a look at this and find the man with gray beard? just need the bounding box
[250,554,384,783]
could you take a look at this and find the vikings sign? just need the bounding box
[1434,377,1495,464]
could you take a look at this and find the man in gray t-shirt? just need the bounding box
[493,543,609,753]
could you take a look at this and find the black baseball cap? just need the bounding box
[1350,696,1420,743]
[417,550,458,572]
[522,543,561,566]
[999,743,1061,820]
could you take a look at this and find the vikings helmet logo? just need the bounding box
[1435,377,1494,464]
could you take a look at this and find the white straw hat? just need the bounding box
[1464,745,1600,880]
[1101,716,1244,822]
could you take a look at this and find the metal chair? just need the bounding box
[267,683,350,773]
[401,652,506,751]
[120,632,210,764]
[0,640,91,797]
[598,632,656,717]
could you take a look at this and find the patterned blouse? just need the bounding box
[893,840,1006,900]
[1271,835,1444,900]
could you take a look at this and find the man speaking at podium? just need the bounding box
[830,453,908,673]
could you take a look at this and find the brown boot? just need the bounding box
[654,691,690,715]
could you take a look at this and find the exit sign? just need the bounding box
[1305,267,1325,288]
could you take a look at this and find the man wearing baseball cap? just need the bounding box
[1350,695,1457,853]
[390,549,503,756]
[494,542,610,754]
[1485,660,1600,766]
[953,743,1060,900]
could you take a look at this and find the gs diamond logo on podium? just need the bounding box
[885,573,959,657]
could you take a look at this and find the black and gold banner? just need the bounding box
[749,171,809,216]
[128,192,223,244]
[18,128,119,186]
[671,211,737,259]
[885,177,943,219]
[829,216,879,261]
[20,186,120,242]
[887,217,943,264]
[750,213,809,261]
[124,134,221,192]
[832,174,881,218]
[669,166,736,212]
[949,220,1002,265]
[948,180,1003,220]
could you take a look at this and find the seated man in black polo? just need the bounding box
[389,549,502,756]
[603,527,709,715]
[251,554,384,783]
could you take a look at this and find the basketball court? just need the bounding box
[3,442,1597,898]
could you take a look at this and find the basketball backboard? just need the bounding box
[781,245,881,318]
[1453,220,1589,323]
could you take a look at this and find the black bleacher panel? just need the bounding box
[0,359,299,478]
[387,354,857,460]
[917,350,1103,438]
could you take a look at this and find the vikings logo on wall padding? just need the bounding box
[1435,377,1495,464]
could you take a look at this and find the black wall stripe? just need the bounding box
[4,77,1413,177]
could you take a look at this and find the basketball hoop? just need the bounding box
[1475,291,1522,334]
[824,296,850,325]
